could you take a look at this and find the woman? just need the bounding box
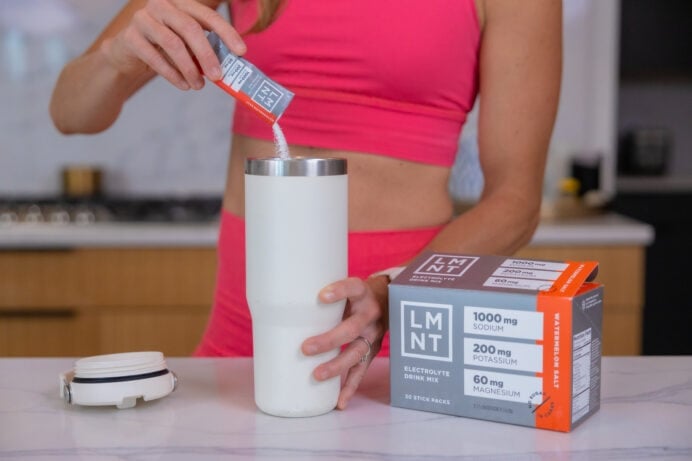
[50,0,562,410]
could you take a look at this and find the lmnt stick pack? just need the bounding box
[207,32,294,124]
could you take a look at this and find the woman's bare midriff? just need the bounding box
[224,134,455,231]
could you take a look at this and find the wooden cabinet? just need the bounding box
[517,245,645,355]
[0,249,216,357]
[1,243,645,357]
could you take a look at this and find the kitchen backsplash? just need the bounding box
[0,0,233,197]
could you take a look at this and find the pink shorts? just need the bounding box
[194,210,443,357]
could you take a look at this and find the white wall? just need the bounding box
[551,0,620,197]
[452,0,621,202]
[0,0,232,197]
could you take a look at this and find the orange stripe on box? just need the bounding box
[535,292,572,432]
[542,261,599,298]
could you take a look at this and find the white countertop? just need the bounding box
[0,357,690,460]
[530,213,654,246]
[0,213,653,249]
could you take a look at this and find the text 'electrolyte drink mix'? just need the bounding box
[389,252,603,432]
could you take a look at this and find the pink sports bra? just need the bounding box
[230,0,481,167]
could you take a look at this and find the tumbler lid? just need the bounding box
[245,157,347,177]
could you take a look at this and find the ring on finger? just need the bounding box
[354,336,372,364]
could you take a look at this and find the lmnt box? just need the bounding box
[389,252,603,432]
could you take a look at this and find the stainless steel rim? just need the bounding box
[245,157,347,177]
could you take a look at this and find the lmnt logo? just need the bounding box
[401,301,453,361]
[254,81,283,111]
[413,254,479,277]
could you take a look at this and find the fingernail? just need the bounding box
[234,41,247,55]
[322,290,336,302]
[209,66,221,80]
[304,343,318,355]
[179,82,190,90]
[315,369,329,380]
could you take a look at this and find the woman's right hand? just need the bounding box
[101,0,246,91]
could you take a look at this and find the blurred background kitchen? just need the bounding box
[0,1,689,357]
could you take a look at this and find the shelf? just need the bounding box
[617,175,692,194]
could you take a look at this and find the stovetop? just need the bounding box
[0,197,222,226]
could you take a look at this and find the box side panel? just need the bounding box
[570,286,604,429]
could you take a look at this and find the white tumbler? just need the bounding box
[245,157,348,417]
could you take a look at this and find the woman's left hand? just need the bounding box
[301,275,389,409]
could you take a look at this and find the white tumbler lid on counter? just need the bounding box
[59,352,177,409]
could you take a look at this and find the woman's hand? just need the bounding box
[101,0,246,90]
[301,275,390,410]
[51,0,245,134]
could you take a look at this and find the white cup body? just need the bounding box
[245,158,347,417]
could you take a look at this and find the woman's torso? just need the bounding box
[224,136,454,230]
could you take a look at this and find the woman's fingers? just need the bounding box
[302,278,377,355]
[132,8,203,88]
[304,311,375,357]
[149,0,224,82]
[110,0,248,89]
[310,333,374,381]
[319,277,369,304]
[114,27,190,90]
[302,276,388,409]
[337,358,371,410]
[156,0,246,80]
[171,0,247,55]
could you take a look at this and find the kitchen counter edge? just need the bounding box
[0,213,654,249]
